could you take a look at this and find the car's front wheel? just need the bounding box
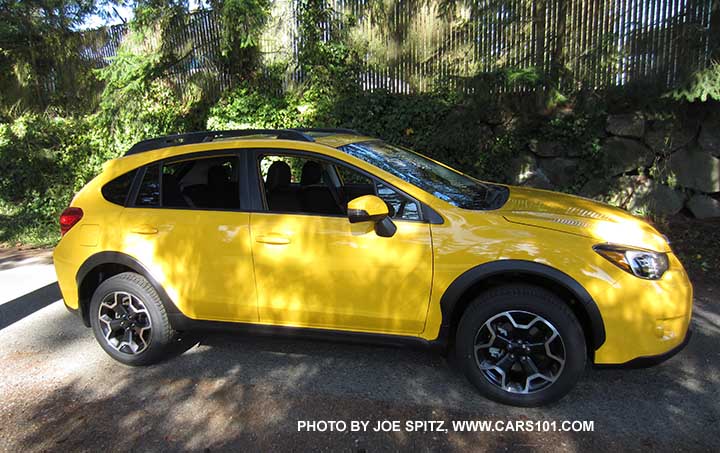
[89,272,175,366]
[456,284,587,406]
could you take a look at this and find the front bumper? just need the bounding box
[591,252,693,365]
[597,328,692,368]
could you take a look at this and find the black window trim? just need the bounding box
[127,150,249,213]
[250,148,431,223]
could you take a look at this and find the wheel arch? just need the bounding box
[76,252,181,327]
[438,260,606,353]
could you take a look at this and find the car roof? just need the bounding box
[123,128,373,156]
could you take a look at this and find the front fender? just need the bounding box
[435,259,606,350]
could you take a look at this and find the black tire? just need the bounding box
[89,272,175,366]
[456,284,586,407]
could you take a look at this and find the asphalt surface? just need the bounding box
[0,249,718,452]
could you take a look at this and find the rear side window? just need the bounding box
[101,170,137,206]
[136,164,161,207]
[163,155,240,209]
[132,156,240,210]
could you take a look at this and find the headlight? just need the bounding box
[593,244,669,280]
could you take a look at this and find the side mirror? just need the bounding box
[347,195,397,238]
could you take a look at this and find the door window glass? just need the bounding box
[133,156,240,210]
[336,164,420,221]
[258,153,421,221]
[259,154,342,215]
[162,156,239,209]
[376,181,421,221]
[135,164,160,207]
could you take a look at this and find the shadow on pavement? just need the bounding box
[7,302,719,452]
[0,282,61,330]
[1,272,717,451]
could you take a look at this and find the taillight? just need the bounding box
[60,207,83,236]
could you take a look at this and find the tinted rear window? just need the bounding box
[101,170,137,206]
[132,157,241,210]
[135,164,161,207]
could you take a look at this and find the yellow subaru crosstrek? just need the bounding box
[53,128,693,406]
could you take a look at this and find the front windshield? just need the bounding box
[338,140,508,210]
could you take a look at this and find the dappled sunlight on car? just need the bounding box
[250,212,432,335]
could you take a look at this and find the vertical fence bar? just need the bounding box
[65,0,717,101]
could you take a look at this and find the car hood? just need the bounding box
[496,186,670,252]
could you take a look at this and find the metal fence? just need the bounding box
[79,0,719,95]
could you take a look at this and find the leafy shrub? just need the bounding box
[207,83,302,129]
[93,28,209,157]
[668,60,720,102]
[215,0,271,78]
[332,91,485,173]
[0,114,98,245]
[333,90,605,188]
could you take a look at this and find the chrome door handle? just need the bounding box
[131,225,158,235]
[256,234,290,245]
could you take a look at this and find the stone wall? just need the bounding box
[506,107,720,219]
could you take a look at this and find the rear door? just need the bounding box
[117,152,258,322]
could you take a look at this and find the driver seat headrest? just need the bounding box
[300,161,323,186]
[267,161,292,191]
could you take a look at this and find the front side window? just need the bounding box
[258,153,421,220]
[376,181,420,220]
[334,165,420,220]
[133,155,240,210]
[338,140,509,210]
[259,154,343,215]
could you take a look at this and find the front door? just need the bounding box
[249,152,433,335]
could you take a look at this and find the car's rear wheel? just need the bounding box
[89,272,175,366]
[456,284,586,406]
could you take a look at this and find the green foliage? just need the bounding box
[333,89,605,190]
[534,113,605,192]
[668,60,720,102]
[295,0,362,122]
[212,0,270,78]
[0,0,107,113]
[0,113,97,245]
[94,25,208,156]
[132,0,189,27]
[207,83,302,129]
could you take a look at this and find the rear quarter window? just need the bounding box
[101,170,137,206]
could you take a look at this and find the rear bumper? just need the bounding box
[597,328,692,368]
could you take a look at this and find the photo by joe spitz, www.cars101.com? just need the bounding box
[53,128,692,407]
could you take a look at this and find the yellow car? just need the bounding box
[53,128,693,406]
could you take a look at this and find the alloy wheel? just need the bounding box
[97,291,152,355]
[473,310,566,394]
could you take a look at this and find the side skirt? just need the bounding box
[169,314,448,354]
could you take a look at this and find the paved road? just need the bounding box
[0,250,718,452]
